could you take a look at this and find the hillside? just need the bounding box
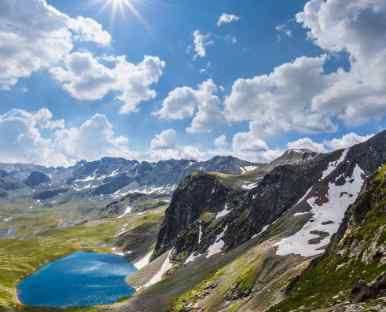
[270,165,386,311]
[101,131,386,312]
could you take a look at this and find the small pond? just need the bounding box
[18,251,137,308]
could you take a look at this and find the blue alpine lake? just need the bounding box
[18,251,137,308]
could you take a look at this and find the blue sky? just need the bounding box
[0,0,385,166]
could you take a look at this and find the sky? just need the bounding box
[0,0,385,166]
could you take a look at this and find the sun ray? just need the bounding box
[90,0,149,29]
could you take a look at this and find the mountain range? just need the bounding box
[1,131,385,312]
[117,129,386,312]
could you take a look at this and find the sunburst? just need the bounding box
[92,0,147,26]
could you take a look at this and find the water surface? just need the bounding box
[18,251,137,308]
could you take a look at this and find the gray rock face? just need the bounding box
[271,149,320,167]
[153,130,386,263]
[154,173,231,258]
[100,192,170,218]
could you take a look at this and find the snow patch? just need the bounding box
[198,223,203,245]
[321,149,348,180]
[241,182,258,190]
[241,166,258,173]
[275,164,365,257]
[112,248,132,257]
[144,250,173,288]
[118,205,132,218]
[184,223,204,264]
[293,212,311,217]
[134,250,153,270]
[295,187,313,206]
[206,226,228,258]
[216,203,231,219]
[185,252,202,264]
[251,224,270,239]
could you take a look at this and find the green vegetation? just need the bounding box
[227,265,259,299]
[169,272,220,312]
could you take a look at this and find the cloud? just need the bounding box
[231,127,283,163]
[193,30,214,59]
[150,129,177,150]
[68,16,111,47]
[287,138,326,153]
[0,0,111,89]
[286,132,374,154]
[275,24,293,39]
[148,129,204,161]
[299,0,386,126]
[224,0,386,142]
[214,135,228,148]
[225,55,335,138]
[52,114,134,164]
[50,52,165,113]
[217,13,240,27]
[155,80,225,133]
[0,109,134,166]
[324,132,374,151]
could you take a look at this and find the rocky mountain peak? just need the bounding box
[271,148,320,167]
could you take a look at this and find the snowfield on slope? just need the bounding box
[206,225,228,258]
[134,250,153,270]
[321,149,348,180]
[275,163,365,257]
[144,250,173,288]
[216,204,231,219]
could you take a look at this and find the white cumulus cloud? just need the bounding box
[155,80,225,133]
[193,30,214,59]
[214,135,228,148]
[287,138,327,153]
[217,13,240,27]
[0,109,134,166]
[148,129,204,161]
[224,0,386,142]
[50,52,165,114]
[0,0,111,90]
[225,55,335,138]
[150,129,177,150]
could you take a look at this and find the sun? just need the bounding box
[93,0,146,25]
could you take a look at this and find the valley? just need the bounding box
[0,131,385,312]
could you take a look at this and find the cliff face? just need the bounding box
[92,131,386,312]
[154,172,231,258]
[153,131,386,265]
[270,165,386,312]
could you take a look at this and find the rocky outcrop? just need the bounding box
[154,173,232,258]
[100,192,170,217]
[153,130,386,271]
[271,149,320,167]
[350,272,386,303]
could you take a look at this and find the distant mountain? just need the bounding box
[0,156,263,203]
[271,149,320,167]
[24,171,51,188]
